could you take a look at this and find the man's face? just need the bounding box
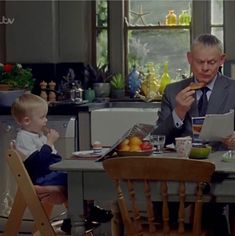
[187,43,225,84]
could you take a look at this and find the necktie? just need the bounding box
[198,87,209,117]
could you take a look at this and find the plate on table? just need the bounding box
[116,150,153,157]
[71,150,102,159]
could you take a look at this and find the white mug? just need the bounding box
[175,136,192,157]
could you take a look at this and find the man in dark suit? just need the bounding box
[153,34,235,236]
[153,34,235,148]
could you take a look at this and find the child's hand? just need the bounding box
[47,128,60,146]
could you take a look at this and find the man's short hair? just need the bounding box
[192,34,223,53]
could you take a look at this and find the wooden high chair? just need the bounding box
[3,146,93,236]
[103,156,215,236]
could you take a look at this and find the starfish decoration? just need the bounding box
[129,5,150,25]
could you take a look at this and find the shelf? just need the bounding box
[124,17,190,30]
[126,25,190,30]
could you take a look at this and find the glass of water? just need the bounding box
[150,135,166,153]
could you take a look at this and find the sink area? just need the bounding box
[109,101,160,108]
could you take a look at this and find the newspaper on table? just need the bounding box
[97,123,155,162]
[199,109,234,142]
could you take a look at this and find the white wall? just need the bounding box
[91,108,159,146]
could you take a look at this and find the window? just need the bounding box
[95,0,108,66]
[95,0,224,83]
[125,0,192,79]
[210,0,224,45]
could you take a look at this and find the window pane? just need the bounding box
[211,0,223,25]
[128,29,190,79]
[211,27,224,45]
[96,0,108,65]
[129,0,192,26]
[97,30,108,65]
[96,0,108,27]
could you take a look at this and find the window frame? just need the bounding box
[95,0,226,78]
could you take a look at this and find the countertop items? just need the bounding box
[0,100,161,116]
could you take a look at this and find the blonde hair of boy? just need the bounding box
[11,93,48,124]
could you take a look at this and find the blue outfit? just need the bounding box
[15,129,67,186]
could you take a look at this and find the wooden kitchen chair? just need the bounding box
[3,146,93,236]
[103,157,215,236]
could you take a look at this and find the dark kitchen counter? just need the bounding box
[0,101,109,116]
[0,100,161,116]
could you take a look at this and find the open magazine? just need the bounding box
[96,123,155,162]
[199,109,234,142]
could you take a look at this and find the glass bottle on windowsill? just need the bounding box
[159,62,171,95]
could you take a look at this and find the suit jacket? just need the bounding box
[153,73,235,145]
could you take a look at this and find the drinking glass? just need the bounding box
[150,135,166,153]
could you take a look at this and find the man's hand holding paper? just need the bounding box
[223,131,235,149]
[199,109,234,142]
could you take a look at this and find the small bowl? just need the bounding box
[189,145,212,159]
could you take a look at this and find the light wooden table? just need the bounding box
[51,151,235,235]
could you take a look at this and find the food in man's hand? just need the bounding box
[189,82,206,90]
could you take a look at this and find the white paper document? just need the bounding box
[199,110,234,141]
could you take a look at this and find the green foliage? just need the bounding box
[110,73,125,89]
[0,64,34,90]
[97,0,108,27]
[85,64,113,84]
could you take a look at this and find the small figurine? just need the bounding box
[137,63,161,102]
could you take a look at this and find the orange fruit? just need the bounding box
[121,138,130,145]
[118,144,130,151]
[129,136,142,146]
[129,144,141,152]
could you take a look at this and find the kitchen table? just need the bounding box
[50,151,235,235]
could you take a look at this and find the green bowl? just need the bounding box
[189,145,212,159]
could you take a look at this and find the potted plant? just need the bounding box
[110,73,125,98]
[0,63,34,106]
[84,64,113,98]
[0,63,34,91]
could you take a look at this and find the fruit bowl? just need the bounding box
[116,150,153,157]
[189,145,212,159]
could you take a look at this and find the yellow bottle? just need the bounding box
[159,62,171,95]
[166,10,177,26]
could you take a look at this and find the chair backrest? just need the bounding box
[103,157,215,236]
[4,147,57,235]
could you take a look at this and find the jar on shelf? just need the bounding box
[179,10,191,25]
[165,10,177,26]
